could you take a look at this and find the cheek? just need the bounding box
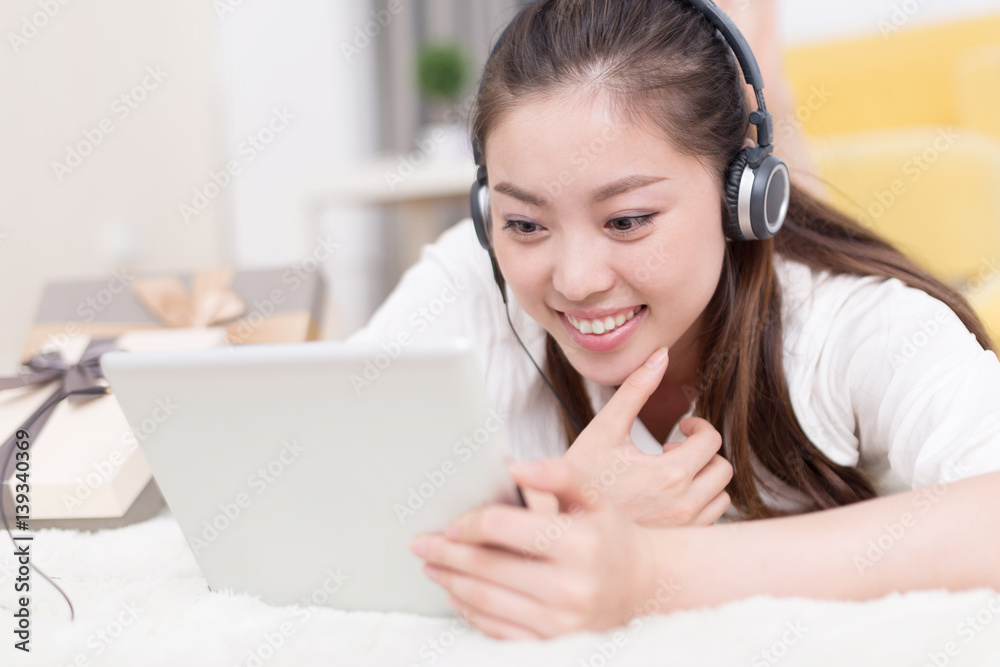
[493,243,548,306]
[625,213,725,295]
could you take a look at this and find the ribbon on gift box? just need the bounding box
[23,267,323,360]
[0,338,117,483]
[131,268,246,329]
[0,338,117,621]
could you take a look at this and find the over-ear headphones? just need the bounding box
[470,0,791,274]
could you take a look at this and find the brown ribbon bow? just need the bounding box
[131,268,246,328]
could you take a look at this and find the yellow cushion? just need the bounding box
[785,14,1000,136]
[956,45,1000,144]
[811,126,1000,286]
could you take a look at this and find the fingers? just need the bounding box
[521,488,560,515]
[416,533,557,601]
[587,347,669,436]
[440,502,568,559]
[664,417,725,473]
[429,566,555,638]
[508,457,599,515]
[691,489,732,526]
[449,595,543,641]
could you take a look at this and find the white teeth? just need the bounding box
[567,307,642,335]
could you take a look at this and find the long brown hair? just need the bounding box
[472,0,995,519]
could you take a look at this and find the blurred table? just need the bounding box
[285,155,477,276]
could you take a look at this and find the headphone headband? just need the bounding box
[679,0,774,150]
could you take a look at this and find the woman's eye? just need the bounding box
[607,214,654,236]
[501,220,542,238]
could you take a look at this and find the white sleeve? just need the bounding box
[818,276,1000,489]
[345,219,506,370]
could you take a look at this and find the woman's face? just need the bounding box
[485,91,728,387]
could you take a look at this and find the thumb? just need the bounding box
[508,458,601,515]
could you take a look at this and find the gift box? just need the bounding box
[0,329,229,530]
[21,266,325,361]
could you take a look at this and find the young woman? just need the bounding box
[348,0,1000,640]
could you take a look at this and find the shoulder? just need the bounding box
[774,253,1000,489]
[348,219,501,341]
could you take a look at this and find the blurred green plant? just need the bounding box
[416,43,469,102]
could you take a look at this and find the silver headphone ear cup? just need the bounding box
[723,151,790,242]
[470,182,492,250]
[748,155,790,240]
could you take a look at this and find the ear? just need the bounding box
[742,137,756,150]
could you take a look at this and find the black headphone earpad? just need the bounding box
[723,149,750,242]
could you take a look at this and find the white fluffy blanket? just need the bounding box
[2,509,1000,666]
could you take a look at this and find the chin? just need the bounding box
[559,345,639,388]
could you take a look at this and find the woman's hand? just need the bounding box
[409,457,661,639]
[560,348,733,528]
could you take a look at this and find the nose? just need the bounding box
[551,235,616,302]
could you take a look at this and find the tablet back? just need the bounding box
[101,337,521,616]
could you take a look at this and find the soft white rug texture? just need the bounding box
[1,509,999,666]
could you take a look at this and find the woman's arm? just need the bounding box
[646,468,1000,611]
[412,460,1000,639]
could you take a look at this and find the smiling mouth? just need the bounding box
[564,306,646,335]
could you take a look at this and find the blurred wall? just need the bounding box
[0,0,227,371]
[781,0,1000,44]
[0,0,378,370]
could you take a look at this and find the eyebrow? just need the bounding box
[492,175,667,207]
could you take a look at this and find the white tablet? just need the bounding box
[100,336,524,616]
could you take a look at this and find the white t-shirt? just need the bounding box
[348,219,1000,513]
